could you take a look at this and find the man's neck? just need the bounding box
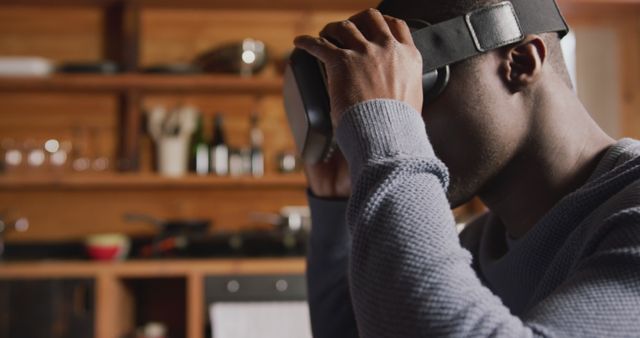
[479,84,615,239]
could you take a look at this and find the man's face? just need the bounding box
[422,53,529,207]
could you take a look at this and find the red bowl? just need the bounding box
[85,234,130,261]
[87,245,122,261]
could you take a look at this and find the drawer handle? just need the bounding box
[226,280,240,293]
[275,279,288,292]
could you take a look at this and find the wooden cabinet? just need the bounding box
[0,259,306,338]
[0,278,95,338]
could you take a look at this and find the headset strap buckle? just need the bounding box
[465,1,524,52]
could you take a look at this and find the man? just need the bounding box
[295,0,640,336]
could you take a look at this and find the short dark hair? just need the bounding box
[378,0,573,87]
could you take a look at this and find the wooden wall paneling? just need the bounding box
[0,6,103,63]
[1,186,307,242]
[140,9,300,73]
[0,92,118,129]
[139,9,354,72]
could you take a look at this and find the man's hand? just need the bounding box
[296,9,424,198]
[294,8,424,125]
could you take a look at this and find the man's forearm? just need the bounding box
[336,99,531,337]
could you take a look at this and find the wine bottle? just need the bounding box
[249,112,264,177]
[190,113,209,175]
[210,113,229,176]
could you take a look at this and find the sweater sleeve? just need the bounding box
[306,192,359,338]
[336,99,531,337]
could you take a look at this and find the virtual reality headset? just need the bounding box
[284,0,569,164]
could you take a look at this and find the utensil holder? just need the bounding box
[157,136,189,177]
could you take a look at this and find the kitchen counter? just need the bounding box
[0,257,306,278]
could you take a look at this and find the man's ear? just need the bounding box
[500,35,547,92]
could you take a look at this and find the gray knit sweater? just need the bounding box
[306,99,640,337]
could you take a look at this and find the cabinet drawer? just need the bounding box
[205,274,306,302]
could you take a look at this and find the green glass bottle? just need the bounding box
[190,113,209,175]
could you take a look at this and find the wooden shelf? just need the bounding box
[0,174,307,190]
[0,74,283,94]
[0,258,306,278]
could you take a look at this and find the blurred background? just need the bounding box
[0,0,638,337]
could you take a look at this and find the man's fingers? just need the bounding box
[294,35,341,63]
[383,15,413,45]
[348,8,394,44]
[320,20,368,51]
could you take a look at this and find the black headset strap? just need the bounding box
[411,0,569,72]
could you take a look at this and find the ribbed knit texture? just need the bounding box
[306,99,640,337]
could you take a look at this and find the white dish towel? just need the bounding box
[210,301,312,338]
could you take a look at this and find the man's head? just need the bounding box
[378,0,574,207]
[377,0,572,88]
